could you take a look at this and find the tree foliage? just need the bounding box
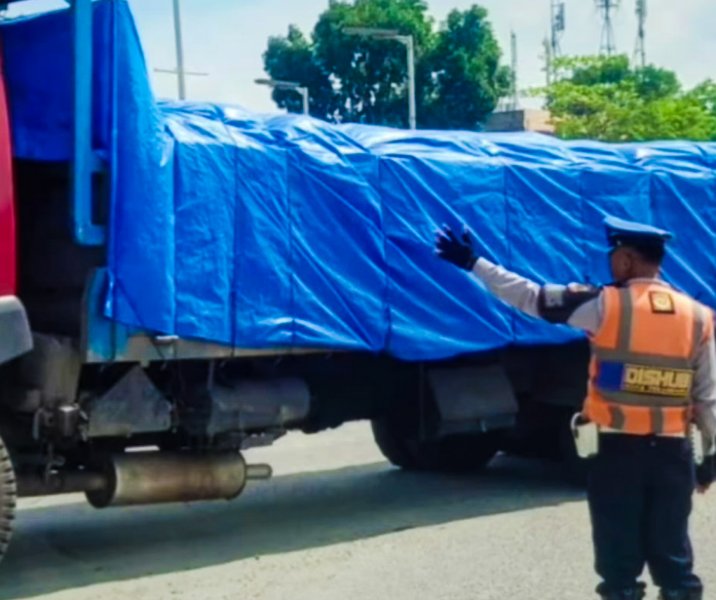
[262,0,509,129]
[687,80,716,119]
[544,55,716,142]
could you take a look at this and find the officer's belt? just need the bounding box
[598,425,686,438]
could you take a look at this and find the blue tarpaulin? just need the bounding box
[2,1,716,360]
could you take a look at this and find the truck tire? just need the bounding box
[371,418,500,472]
[371,418,423,470]
[0,433,16,563]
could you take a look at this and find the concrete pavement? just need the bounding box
[2,422,715,600]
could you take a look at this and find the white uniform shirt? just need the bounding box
[472,258,716,440]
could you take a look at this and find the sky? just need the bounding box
[6,0,716,113]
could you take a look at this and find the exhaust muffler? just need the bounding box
[86,451,271,508]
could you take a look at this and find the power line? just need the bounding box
[595,0,620,56]
[634,0,647,68]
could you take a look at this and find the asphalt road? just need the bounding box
[2,422,716,600]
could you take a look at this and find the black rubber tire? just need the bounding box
[0,433,16,563]
[371,418,500,473]
[371,418,423,470]
[435,433,502,473]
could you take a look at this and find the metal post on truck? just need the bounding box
[71,0,105,246]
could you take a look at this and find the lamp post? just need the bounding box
[255,78,310,115]
[343,27,416,130]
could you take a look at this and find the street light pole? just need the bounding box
[299,87,309,116]
[343,27,416,130]
[255,79,310,115]
[404,35,416,130]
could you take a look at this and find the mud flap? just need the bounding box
[428,364,518,436]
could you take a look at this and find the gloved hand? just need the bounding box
[435,224,478,271]
[696,454,715,493]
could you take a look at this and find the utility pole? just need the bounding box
[154,0,208,100]
[596,0,620,56]
[634,0,647,68]
[171,0,186,99]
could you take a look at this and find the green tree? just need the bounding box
[421,6,511,128]
[687,80,716,119]
[262,0,509,129]
[543,55,716,142]
[263,25,336,117]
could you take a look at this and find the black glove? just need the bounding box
[435,224,478,271]
[696,454,715,488]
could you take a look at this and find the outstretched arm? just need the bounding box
[471,258,541,317]
[435,225,603,334]
[473,258,602,333]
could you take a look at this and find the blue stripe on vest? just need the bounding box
[596,361,625,392]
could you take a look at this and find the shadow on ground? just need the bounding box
[0,455,584,599]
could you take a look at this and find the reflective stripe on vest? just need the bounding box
[583,282,712,435]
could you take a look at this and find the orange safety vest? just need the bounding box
[583,281,713,436]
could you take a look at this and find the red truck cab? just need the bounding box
[0,43,32,364]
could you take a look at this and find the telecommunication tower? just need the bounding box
[634,0,647,68]
[596,0,619,56]
[544,1,565,86]
[542,37,553,87]
[550,1,566,58]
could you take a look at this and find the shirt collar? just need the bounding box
[626,277,669,287]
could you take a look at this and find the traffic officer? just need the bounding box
[434,216,716,600]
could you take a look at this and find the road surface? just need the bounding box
[2,422,716,600]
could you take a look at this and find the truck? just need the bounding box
[0,0,714,564]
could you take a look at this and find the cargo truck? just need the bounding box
[1,0,712,563]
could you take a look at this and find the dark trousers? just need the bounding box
[588,434,702,595]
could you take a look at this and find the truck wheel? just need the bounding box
[0,433,16,563]
[371,418,500,472]
[432,433,501,472]
[371,417,423,470]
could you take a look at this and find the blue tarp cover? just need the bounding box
[2,1,716,360]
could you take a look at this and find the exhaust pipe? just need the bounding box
[18,471,108,498]
[86,451,271,508]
